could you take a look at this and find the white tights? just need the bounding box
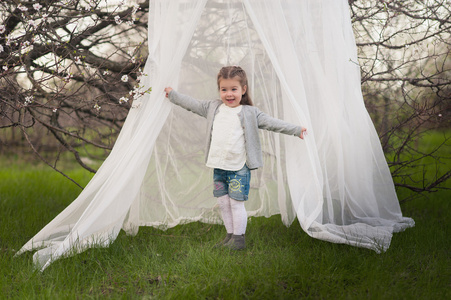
[217,194,247,235]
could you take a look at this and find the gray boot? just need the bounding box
[214,233,232,248]
[225,234,245,250]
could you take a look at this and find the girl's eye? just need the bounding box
[232,89,237,91]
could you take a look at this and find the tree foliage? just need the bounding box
[0,0,449,195]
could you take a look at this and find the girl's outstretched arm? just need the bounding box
[163,88,211,119]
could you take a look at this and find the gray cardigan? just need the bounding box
[168,90,302,170]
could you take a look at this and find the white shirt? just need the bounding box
[206,104,246,171]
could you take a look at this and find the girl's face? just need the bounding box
[219,77,247,108]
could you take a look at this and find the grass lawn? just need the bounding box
[1,132,449,299]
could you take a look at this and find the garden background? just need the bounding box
[1,1,449,299]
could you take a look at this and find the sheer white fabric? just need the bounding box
[17,0,414,271]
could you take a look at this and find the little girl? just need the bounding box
[164,66,306,250]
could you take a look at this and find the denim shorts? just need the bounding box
[213,164,251,201]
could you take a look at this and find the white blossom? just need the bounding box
[132,4,140,14]
[24,96,34,106]
[74,56,81,64]
[136,68,147,82]
[130,86,145,100]
[64,73,73,82]
[53,108,58,113]
[114,16,122,25]
[133,89,142,100]
[103,70,110,76]
[21,40,33,52]
[121,75,128,82]
[131,57,136,63]
[33,3,42,11]
[0,45,3,53]
[94,104,101,111]
[42,13,48,21]
[119,97,128,104]
[27,19,38,30]
[0,25,5,34]
[18,4,28,11]
[2,65,8,71]
[138,71,148,82]
[140,70,148,77]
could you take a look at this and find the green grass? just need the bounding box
[1,133,450,299]
[387,129,450,199]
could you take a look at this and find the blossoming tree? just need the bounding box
[0,0,149,187]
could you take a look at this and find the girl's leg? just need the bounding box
[225,198,247,250]
[216,195,233,246]
[229,198,247,235]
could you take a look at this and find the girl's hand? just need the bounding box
[300,127,307,139]
[164,87,173,98]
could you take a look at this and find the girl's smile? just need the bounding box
[219,78,247,108]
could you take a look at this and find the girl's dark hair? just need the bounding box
[217,66,253,106]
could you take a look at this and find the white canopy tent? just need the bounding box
[17,0,414,271]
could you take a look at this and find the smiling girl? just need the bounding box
[164,66,307,250]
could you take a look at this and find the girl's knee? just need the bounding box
[230,198,245,208]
